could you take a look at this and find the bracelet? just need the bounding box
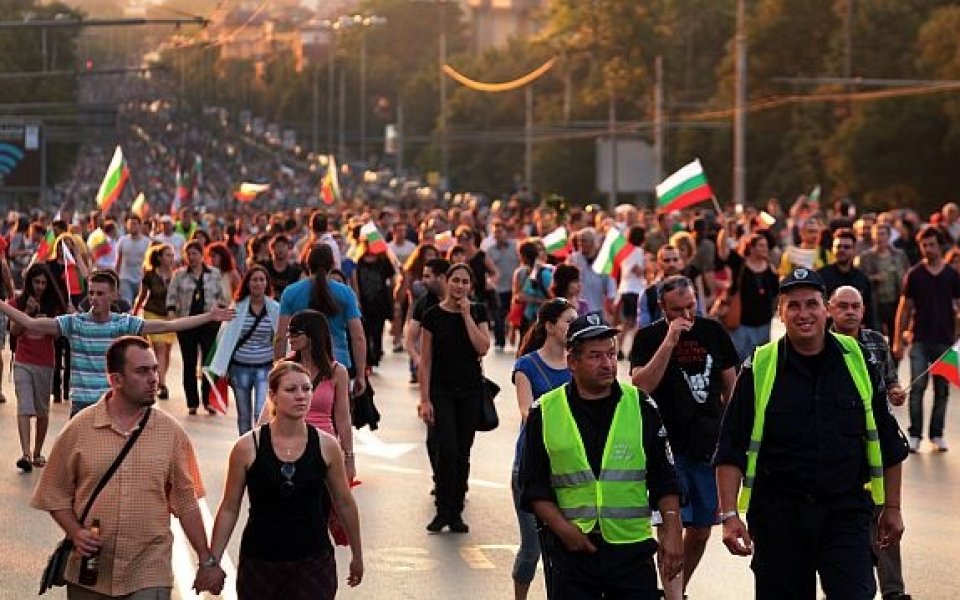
[661,510,680,517]
[199,555,219,568]
[719,510,739,523]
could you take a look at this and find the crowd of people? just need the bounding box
[5,180,959,599]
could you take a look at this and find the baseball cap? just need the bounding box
[567,312,618,346]
[779,267,826,293]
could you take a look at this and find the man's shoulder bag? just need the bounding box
[39,408,152,595]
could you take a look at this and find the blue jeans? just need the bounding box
[511,468,542,585]
[908,341,951,439]
[229,363,269,435]
[119,279,139,305]
[731,323,772,362]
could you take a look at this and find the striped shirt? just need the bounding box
[56,312,145,408]
[230,306,275,366]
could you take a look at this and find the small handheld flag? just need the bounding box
[656,159,714,213]
[95,146,130,213]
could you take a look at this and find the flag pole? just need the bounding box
[710,194,724,216]
[901,339,959,394]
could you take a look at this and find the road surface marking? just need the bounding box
[355,428,418,459]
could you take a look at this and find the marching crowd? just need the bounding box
[5,187,959,600]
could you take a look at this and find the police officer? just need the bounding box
[715,268,909,599]
[520,312,683,599]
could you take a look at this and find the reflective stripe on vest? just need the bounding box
[541,384,653,544]
[738,333,885,513]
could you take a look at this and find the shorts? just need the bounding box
[14,363,53,417]
[143,310,176,345]
[619,293,639,322]
[674,453,719,527]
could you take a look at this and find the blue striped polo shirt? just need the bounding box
[56,312,145,408]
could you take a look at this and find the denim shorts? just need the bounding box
[674,453,719,527]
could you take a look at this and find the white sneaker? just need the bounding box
[931,437,949,452]
[908,437,921,453]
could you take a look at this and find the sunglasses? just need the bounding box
[279,462,296,499]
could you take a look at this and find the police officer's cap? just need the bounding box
[778,267,826,294]
[567,312,618,347]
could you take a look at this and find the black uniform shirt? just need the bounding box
[520,380,679,516]
[714,334,909,504]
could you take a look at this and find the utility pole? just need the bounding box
[397,93,405,176]
[438,1,448,191]
[653,54,664,186]
[359,29,367,163]
[608,88,618,210]
[733,0,747,208]
[524,85,533,197]
[311,64,319,152]
[338,65,346,160]
[327,41,335,154]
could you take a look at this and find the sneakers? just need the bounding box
[908,437,921,453]
[931,437,949,452]
[426,515,447,533]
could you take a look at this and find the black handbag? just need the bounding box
[39,408,152,595]
[476,376,501,432]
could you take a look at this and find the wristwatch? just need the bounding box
[719,510,739,523]
[199,555,219,568]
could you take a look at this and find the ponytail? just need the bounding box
[517,320,548,358]
[306,244,340,316]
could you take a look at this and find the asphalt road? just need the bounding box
[1,325,958,599]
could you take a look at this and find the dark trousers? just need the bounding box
[908,341,951,439]
[432,387,480,518]
[52,337,70,401]
[493,291,511,347]
[176,322,219,409]
[541,530,659,599]
[363,313,386,367]
[747,494,875,600]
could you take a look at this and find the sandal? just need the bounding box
[16,456,32,473]
[32,455,46,468]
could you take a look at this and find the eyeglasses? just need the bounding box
[279,462,296,499]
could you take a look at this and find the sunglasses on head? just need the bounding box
[279,462,296,499]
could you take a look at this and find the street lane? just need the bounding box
[1,324,959,598]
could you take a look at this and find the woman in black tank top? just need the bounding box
[205,361,364,599]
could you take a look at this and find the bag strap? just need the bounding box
[235,305,268,351]
[530,353,553,390]
[78,408,152,525]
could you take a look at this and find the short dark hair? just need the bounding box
[658,274,694,298]
[627,225,646,247]
[269,234,290,251]
[916,224,946,246]
[833,227,856,245]
[184,239,204,257]
[89,269,119,289]
[106,336,151,374]
[423,257,450,278]
[310,210,329,234]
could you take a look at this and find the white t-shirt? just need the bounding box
[617,247,646,295]
[388,239,417,266]
[153,232,186,263]
[117,234,151,282]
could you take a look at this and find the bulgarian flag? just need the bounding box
[656,158,714,213]
[359,222,388,254]
[592,227,632,277]
[234,182,270,202]
[542,226,569,257]
[87,228,112,261]
[131,192,149,219]
[34,228,56,261]
[320,154,341,205]
[96,146,130,213]
[61,239,82,297]
[930,341,960,387]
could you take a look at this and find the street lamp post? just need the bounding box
[358,15,387,165]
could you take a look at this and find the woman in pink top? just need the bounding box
[287,309,354,482]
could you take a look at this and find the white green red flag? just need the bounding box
[234,182,270,202]
[930,341,960,387]
[360,222,388,254]
[131,193,149,219]
[592,227,632,276]
[320,155,341,205]
[95,145,130,213]
[87,228,112,261]
[542,227,569,256]
[655,158,714,213]
[61,239,82,297]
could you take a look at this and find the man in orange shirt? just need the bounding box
[32,337,224,598]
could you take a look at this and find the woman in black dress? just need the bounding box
[418,263,491,533]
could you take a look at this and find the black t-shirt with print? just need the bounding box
[629,316,739,461]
